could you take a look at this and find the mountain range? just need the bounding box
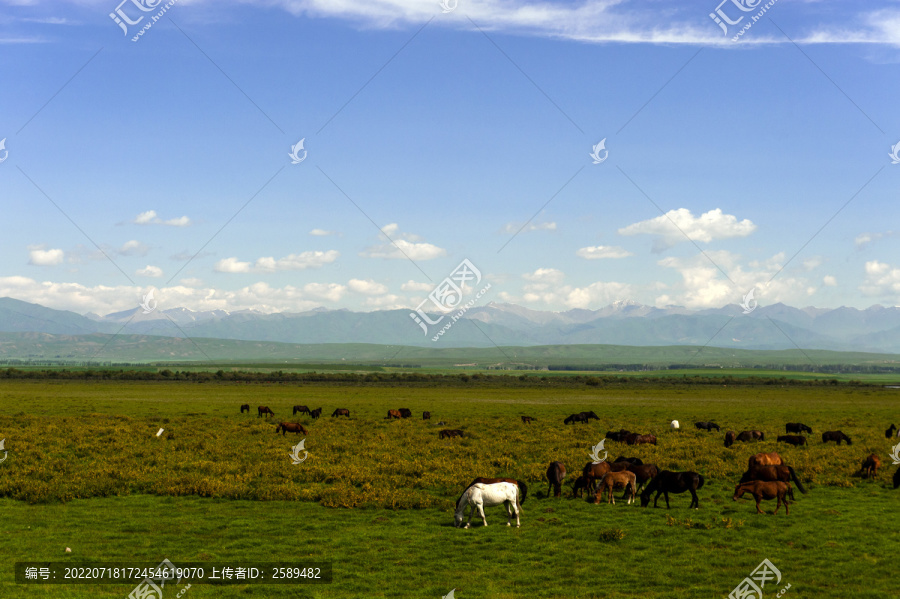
[0,296,899,354]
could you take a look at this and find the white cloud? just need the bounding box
[302,282,346,302]
[136,265,163,277]
[522,268,565,285]
[348,278,388,295]
[502,221,557,234]
[856,231,895,248]
[215,251,339,273]
[133,210,191,227]
[860,260,900,297]
[180,278,204,287]
[310,228,339,236]
[823,275,837,287]
[28,246,64,266]
[401,280,434,292]
[117,240,149,256]
[360,223,446,260]
[576,245,633,259]
[619,208,756,251]
[565,281,634,309]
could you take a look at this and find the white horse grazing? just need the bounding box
[670,420,680,430]
[454,482,521,528]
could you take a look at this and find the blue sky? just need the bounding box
[1,0,899,316]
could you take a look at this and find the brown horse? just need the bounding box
[606,429,631,442]
[748,452,783,469]
[630,434,657,446]
[572,475,589,498]
[595,471,637,505]
[861,454,882,478]
[724,431,736,448]
[822,430,852,445]
[627,463,659,495]
[521,416,535,424]
[331,408,350,418]
[733,480,791,515]
[439,429,464,439]
[240,404,250,414]
[275,422,308,436]
[736,430,765,442]
[777,435,807,446]
[739,465,807,499]
[398,408,412,418]
[546,461,567,498]
[582,461,611,493]
[386,409,402,419]
[293,405,310,416]
[423,411,431,420]
[258,406,274,419]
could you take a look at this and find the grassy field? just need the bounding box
[0,380,898,598]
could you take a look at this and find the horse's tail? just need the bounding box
[696,474,706,491]
[516,480,527,508]
[788,466,807,494]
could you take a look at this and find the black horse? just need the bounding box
[894,467,900,489]
[564,413,588,425]
[398,408,412,418]
[614,456,643,466]
[580,411,600,421]
[640,471,705,509]
[822,430,852,445]
[240,404,250,414]
[293,405,311,416]
[786,422,812,434]
[606,429,631,441]
[309,407,323,419]
[887,424,897,439]
[695,421,720,432]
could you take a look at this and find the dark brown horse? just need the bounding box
[521,416,535,424]
[739,465,806,499]
[695,421,720,432]
[626,434,657,446]
[423,411,431,420]
[439,429,464,439]
[332,408,350,418]
[275,422,308,436]
[777,435,807,446]
[293,405,311,416]
[564,413,588,425]
[640,471,704,509]
[861,454,881,478]
[748,452,783,469]
[894,467,900,489]
[736,430,765,442]
[724,431,736,448]
[386,409,402,419]
[582,461,612,494]
[309,408,322,419]
[626,463,659,495]
[885,424,897,438]
[606,429,631,442]
[546,461,567,498]
[786,422,812,434]
[733,481,791,514]
[572,475,589,498]
[822,430,852,445]
[398,408,412,418]
[240,404,250,414]
[614,456,643,465]
[581,411,600,421]
[258,406,274,419]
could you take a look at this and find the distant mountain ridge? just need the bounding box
[0,296,898,353]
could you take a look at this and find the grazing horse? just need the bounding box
[423,411,431,420]
[398,408,412,418]
[724,431,736,448]
[733,481,791,515]
[822,430,852,445]
[736,430,764,442]
[240,404,250,414]
[695,421,720,432]
[275,422,308,436]
[309,408,323,419]
[748,452,783,469]
[521,416,535,424]
[439,429,464,439]
[582,461,612,494]
[861,454,882,479]
[595,471,637,505]
[640,471,704,509]
[631,434,657,446]
[670,420,680,430]
[545,461,567,498]
[740,465,807,499]
[614,456,643,466]
[581,411,600,421]
[331,408,350,418]
[626,463,659,495]
[786,422,812,434]
[572,476,589,498]
[386,409,402,419]
[777,435,807,447]
[564,413,588,425]
[606,429,631,442]
[460,478,527,508]
[886,424,897,439]
[293,405,311,416]
[454,482,521,528]
[258,406,274,419]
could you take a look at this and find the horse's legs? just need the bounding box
[783,494,789,515]
[690,489,699,510]
[663,491,670,509]
[478,502,487,527]
[464,503,476,529]
[754,494,763,514]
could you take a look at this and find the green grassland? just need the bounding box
[0,380,898,598]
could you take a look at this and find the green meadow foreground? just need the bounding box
[0,380,898,598]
